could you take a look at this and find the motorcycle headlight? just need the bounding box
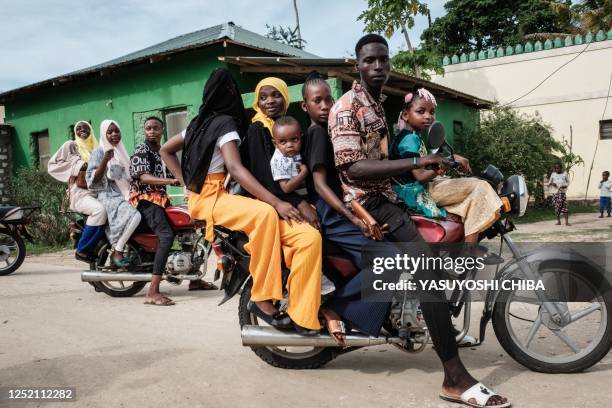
[500,175,529,216]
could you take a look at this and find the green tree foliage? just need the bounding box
[455,106,583,205]
[422,0,573,56]
[358,0,441,78]
[7,168,69,246]
[358,0,429,40]
[551,0,612,34]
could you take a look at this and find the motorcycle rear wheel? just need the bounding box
[0,230,26,276]
[492,267,612,373]
[90,242,147,297]
[238,279,336,369]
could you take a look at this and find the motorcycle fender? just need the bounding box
[218,263,250,306]
[487,248,611,307]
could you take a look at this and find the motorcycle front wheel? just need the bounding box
[238,278,336,369]
[0,230,26,276]
[90,242,147,297]
[492,266,612,373]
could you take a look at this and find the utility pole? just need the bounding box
[293,0,302,46]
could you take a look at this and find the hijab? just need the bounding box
[74,121,98,163]
[182,68,248,193]
[251,77,289,135]
[100,119,131,199]
[47,141,84,183]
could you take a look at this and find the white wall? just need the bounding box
[0,106,4,124]
[432,40,612,198]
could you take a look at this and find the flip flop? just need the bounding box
[440,382,510,408]
[144,296,175,306]
[188,281,218,291]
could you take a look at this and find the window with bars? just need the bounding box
[31,130,50,169]
[600,120,612,140]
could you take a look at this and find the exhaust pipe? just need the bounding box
[81,271,201,282]
[241,325,402,347]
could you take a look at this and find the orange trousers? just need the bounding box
[188,173,322,330]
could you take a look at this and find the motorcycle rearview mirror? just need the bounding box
[427,122,446,150]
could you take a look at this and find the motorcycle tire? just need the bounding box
[90,242,147,297]
[238,278,336,369]
[0,230,26,276]
[492,266,612,373]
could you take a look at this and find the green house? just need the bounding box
[0,22,491,176]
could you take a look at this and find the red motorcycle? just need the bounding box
[219,122,612,374]
[77,206,210,297]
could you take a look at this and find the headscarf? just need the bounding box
[47,141,84,183]
[251,77,290,135]
[397,88,438,130]
[182,68,248,193]
[74,121,98,163]
[100,119,131,199]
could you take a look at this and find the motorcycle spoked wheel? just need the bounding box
[492,267,612,373]
[90,241,147,297]
[0,230,26,276]
[238,278,336,369]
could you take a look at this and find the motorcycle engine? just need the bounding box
[166,252,193,274]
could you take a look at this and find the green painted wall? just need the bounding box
[5,43,477,172]
[4,44,239,169]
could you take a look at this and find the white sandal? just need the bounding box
[440,382,511,408]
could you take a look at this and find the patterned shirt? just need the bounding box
[129,141,172,208]
[328,81,395,204]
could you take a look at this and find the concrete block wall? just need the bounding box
[0,125,12,203]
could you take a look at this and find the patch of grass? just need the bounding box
[25,241,72,256]
[514,202,597,224]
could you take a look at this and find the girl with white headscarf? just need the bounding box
[86,120,141,267]
[48,131,107,262]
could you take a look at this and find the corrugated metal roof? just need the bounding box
[69,22,317,75]
[0,22,317,100]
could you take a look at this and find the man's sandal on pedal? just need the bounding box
[440,382,510,408]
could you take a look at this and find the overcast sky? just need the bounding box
[0,0,445,92]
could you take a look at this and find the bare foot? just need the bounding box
[144,293,175,306]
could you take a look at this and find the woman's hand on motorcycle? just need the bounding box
[297,201,321,230]
[274,201,304,226]
[417,154,451,171]
[452,154,472,174]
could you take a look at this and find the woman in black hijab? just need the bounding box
[161,68,315,329]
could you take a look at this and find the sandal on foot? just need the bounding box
[440,382,510,408]
[457,334,480,348]
[326,319,347,347]
[111,255,130,268]
[189,280,218,291]
[247,301,292,329]
[144,296,175,306]
[75,252,95,263]
[293,322,319,336]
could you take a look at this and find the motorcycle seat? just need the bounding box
[0,206,23,221]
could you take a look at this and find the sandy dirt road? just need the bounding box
[1,247,611,408]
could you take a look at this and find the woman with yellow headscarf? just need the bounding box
[74,121,98,163]
[242,77,323,334]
